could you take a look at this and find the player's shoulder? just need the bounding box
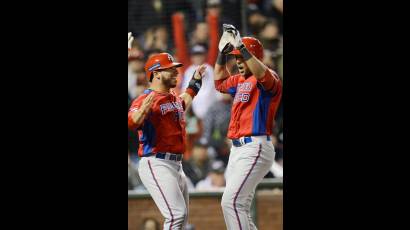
[169,89,180,98]
[251,68,280,83]
[267,68,280,80]
[133,89,154,102]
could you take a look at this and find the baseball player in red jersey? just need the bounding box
[215,24,282,230]
[128,51,206,229]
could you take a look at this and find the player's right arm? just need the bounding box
[128,93,154,129]
[214,31,239,95]
[214,31,233,81]
[179,64,206,110]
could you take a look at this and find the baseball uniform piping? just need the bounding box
[233,143,262,230]
[148,160,174,229]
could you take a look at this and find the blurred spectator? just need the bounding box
[269,117,283,178]
[144,48,166,60]
[190,22,209,48]
[274,118,283,163]
[181,44,220,120]
[206,0,221,17]
[246,4,267,36]
[259,19,281,54]
[269,134,283,178]
[199,93,232,165]
[262,49,276,71]
[271,103,283,178]
[196,160,226,191]
[206,0,241,32]
[135,72,149,97]
[277,48,283,79]
[128,39,142,105]
[184,106,203,160]
[128,0,165,37]
[258,0,283,33]
[128,152,143,190]
[184,174,196,192]
[182,142,211,185]
[143,26,171,53]
[128,0,196,39]
[273,98,283,141]
[172,12,219,73]
[258,18,282,78]
[141,217,160,230]
[190,0,207,22]
[274,0,283,13]
[128,48,148,100]
[172,8,219,70]
[128,126,139,156]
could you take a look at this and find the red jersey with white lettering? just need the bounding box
[128,89,186,157]
[214,69,282,139]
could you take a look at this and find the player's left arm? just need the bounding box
[179,64,207,110]
[243,53,281,92]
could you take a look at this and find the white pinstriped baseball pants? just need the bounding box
[138,156,189,230]
[221,136,275,230]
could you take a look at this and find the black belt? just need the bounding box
[155,152,183,162]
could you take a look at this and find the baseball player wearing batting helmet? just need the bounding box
[214,24,282,230]
[128,45,207,228]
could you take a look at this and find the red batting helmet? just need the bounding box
[230,37,264,60]
[144,53,183,81]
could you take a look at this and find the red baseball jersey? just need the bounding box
[214,69,282,139]
[128,89,186,157]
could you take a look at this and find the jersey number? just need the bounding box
[234,93,250,103]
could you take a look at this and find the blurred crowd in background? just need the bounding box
[128,0,283,192]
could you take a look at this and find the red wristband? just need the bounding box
[185,88,196,98]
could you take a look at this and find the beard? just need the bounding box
[161,75,177,88]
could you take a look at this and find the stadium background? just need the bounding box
[128,0,283,229]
